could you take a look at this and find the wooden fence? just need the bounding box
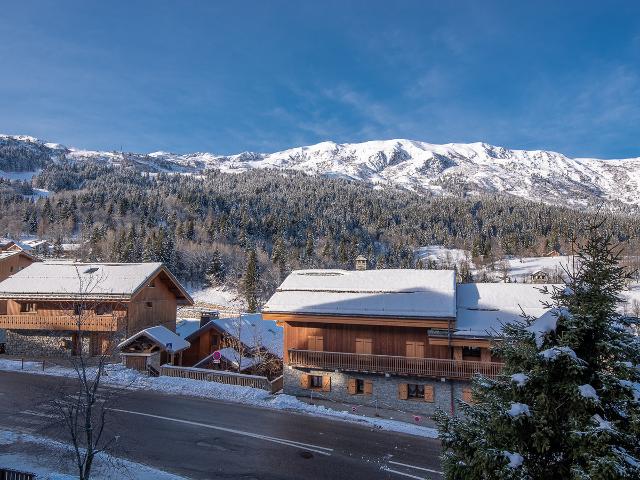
[288,349,504,379]
[160,365,284,394]
[0,468,36,480]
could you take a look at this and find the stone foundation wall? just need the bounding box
[284,366,470,417]
[4,330,89,357]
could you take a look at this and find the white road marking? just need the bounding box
[388,460,443,475]
[22,410,58,419]
[382,467,426,479]
[108,408,333,456]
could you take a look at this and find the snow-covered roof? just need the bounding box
[0,250,37,263]
[455,283,557,337]
[185,313,283,357]
[0,261,192,303]
[118,325,190,354]
[263,269,456,318]
[194,347,260,371]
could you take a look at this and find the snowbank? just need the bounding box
[0,429,185,480]
[0,359,438,439]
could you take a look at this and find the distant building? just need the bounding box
[531,270,550,283]
[0,250,37,282]
[0,262,193,357]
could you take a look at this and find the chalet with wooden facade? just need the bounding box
[263,268,554,416]
[0,261,193,357]
[181,313,283,378]
[0,251,37,282]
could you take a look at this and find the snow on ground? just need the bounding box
[482,255,574,282]
[187,284,245,311]
[0,428,185,480]
[415,245,472,268]
[0,359,438,439]
[0,170,40,181]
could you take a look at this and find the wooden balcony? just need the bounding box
[288,349,504,380]
[0,314,125,332]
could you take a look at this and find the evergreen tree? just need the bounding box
[243,248,260,313]
[206,249,225,286]
[436,226,640,479]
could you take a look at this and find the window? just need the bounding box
[310,375,323,388]
[355,338,372,354]
[9,266,13,273]
[145,302,153,308]
[408,383,425,399]
[356,379,365,394]
[148,280,155,288]
[95,304,113,316]
[73,304,82,315]
[406,341,425,358]
[308,335,323,351]
[301,374,330,391]
[462,346,481,358]
[20,302,36,313]
[211,336,219,347]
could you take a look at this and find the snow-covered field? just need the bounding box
[0,359,438,439]
[185,285,245,313]
[0,429,186,480]
[415,245,472,268]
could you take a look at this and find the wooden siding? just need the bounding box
[284,322,450,361]
[181,327,224,366]
[127,271,178,335]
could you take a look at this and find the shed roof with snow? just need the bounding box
[455,283,557,338]
[0,261,193,303]
[263,269,457,319]
[118,325,190,354]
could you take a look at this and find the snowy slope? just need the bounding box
[3,134,640,207]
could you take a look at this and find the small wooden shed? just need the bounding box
[118,325,190,372]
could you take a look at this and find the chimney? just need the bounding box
[200,309,219,328]
[355,255,368,271]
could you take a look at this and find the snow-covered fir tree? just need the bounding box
[206,248,225,286]
[243,247,260,312]
[436,226,640,479]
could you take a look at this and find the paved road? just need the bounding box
[0,371,443,479]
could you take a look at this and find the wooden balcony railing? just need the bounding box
[288,349,504,380]
[0,314,125,332]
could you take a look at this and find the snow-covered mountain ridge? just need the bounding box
[3,134,640,207]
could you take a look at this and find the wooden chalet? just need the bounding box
[263,267,554,412]
[0,250,37,282]
[181,313,283,378]
[0,261,193,356]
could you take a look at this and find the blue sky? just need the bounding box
[1,1,639,157]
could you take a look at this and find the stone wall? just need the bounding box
[4,330,89,357]
[284,366,470,417]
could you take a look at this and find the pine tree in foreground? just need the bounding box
[436,226,640,480]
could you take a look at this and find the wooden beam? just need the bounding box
[429,337,492,348]
[262,312,452,329]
